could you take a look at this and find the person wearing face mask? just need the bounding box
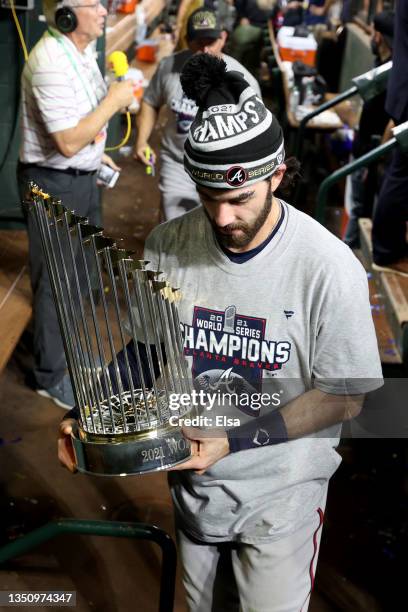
[371,0,408,276]
[343,9,394,249]
[18,0,134,409]
[133,8,261,221]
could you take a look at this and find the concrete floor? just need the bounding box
[0,129,344,612]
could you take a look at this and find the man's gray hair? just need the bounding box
[42,0,75,27]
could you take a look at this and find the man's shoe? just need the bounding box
[37,374,75,410]
[372,257,408,278]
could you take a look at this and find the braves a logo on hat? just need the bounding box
[226,166,247,187]
[193,11,216,30]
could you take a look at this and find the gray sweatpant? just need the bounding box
[159,153,201,221]
[177,485,327,612]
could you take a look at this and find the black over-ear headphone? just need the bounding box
[55,7,78,34]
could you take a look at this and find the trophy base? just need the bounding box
[71,423,191,476]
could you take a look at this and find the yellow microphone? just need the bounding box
[104,50,132,153]
[107,50,129,81]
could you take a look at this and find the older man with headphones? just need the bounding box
[18,0,134,409]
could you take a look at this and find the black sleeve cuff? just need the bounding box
[62,406,80,422]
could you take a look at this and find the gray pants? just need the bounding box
[177,485,327,612]
[18,164,100,389]
[159,153,201,221]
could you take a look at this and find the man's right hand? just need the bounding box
[133,143,157,166]
[107,80,135,112]
[58,419,77,473]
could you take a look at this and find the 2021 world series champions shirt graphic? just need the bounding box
[170,94,198,135]
[180,305,292,416]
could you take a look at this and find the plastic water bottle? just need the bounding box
[303,81,314,107]
[290,87,300,113]
[135,5,147,45]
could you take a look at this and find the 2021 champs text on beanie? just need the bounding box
[181,54,285,189]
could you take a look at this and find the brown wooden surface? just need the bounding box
[106,0,167,58]
[359,217,408,326]
[325,93,361,130]
[131,27,175,82]
[106,13,137,58]
[367,272,402,364]
[381,274,408,326]
[0,230,32,373]
[358,218,406,364]
[326,217,401,365]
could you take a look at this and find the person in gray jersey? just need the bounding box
[133,7,261,221]
[60,55,383,611]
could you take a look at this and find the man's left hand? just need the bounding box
[169,426,230,475]
[102,153,121,172]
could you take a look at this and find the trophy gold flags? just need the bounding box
[25,184,192,476]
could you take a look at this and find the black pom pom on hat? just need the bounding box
[181,54,247,108]
[181,54,228,106]
[181,54,285,190]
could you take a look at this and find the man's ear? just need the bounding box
[375,31,384,47]
[219,30,228,49]
[271,164,287,193]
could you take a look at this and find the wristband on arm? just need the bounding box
[227,409,288,453]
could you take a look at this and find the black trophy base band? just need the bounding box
[71,424,191,476]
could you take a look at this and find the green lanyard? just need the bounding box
[48,28,99,111]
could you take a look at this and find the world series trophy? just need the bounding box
[24,184,192,476]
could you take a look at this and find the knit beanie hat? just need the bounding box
[181,54,285,189]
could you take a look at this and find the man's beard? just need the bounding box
[208,182,273,249]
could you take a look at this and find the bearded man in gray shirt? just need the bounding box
[144,54,383,611]
[60,54,383,612]
[133,7,260,221]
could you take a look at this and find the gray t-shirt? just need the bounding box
[144,203,383,543]
[143,50,262,163]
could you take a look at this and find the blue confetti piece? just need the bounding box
[0,436,22,447]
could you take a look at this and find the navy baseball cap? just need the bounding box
[187,8,222,42]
